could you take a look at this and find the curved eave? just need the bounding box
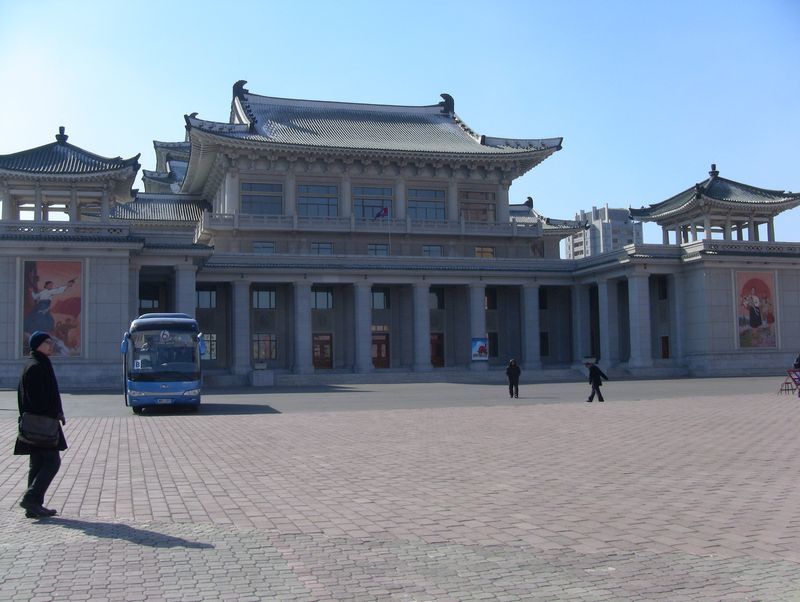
[0,164,139,183]
[631,194,800,222]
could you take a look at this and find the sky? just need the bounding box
[1,0,798,244]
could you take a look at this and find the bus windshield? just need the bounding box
[127,328,200,382]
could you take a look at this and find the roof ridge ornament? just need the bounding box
[55,126,68,144]
[233,80,249,101]
[709,163,719,178]
[439,93,454,114]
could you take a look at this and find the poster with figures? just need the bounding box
[23,260,82,356]
[735,271,776,349]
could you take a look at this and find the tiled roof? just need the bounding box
[185,82,562,156]
[111,194,209,222]
[0,128,140,175]
[631,168,800,220]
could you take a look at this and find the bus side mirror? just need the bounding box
[120,332,129,354]
[198,333,207,356]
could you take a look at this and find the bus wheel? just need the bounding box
[132,407,143,415]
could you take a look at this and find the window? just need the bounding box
[252,289,276,309]
[485,288,498,310]
[539,288,548,310]
[252,333,277,361]
[298,184,338,217]
[368,243,389,256]
[311,242,333,255]
[487,332,498,358]
[139,284,160,310]
[475,246,495,258]
[253,241,275,255]
[372,288,390,309]
[422,245,443,257]
[429,287,445,309]
[241,182,283,215]
[353,186,392,219]
[201,333,217,360]
[407,188,445,221]
[540,332,550,356]
[312,287,334,309]
[459,191,496,222]
[197,290,217,309]
[657,276,668,301]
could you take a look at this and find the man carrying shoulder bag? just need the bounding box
[15,331,67,518]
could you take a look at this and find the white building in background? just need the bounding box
[565,205,643,259]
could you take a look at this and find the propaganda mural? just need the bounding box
[736,270,777,349]
[23,260,82,356]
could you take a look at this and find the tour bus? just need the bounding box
[120,313,206,414]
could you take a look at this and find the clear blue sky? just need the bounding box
[1,0,798,243]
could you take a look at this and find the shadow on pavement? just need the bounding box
[134,403,281,416]
[40,517,214,549]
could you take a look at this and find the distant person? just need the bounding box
[15,332,67,518]
[585,360,608,403]
[506,359,521,399]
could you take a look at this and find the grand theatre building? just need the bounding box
[1,81,798,388]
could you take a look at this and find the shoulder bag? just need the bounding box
[18,413,60,447]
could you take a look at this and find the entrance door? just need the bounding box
[430,332,444,368]
[313,333,333,369]
[372,333,390,368]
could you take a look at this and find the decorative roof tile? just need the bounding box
[111,194,209,222]
[185,81,562,156]
[0,127,140,175]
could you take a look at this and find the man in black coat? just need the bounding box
[505,359,522,399]
[15,331,67,518]
[585,360,609,403]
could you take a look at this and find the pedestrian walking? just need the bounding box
[15,331,67,518]
[506,358,521,398]
[585,360,608,403]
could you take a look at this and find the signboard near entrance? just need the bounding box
[471,337,489,361]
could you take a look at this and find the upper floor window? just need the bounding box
[485,287,498,310]
[298,184,338,217]
[311,242,333,255]
[312,287,334,309]
[353,186,392,219]
[422,245,443,257]
[368,243,389,256]
[252,289,276,309]
[253,241,275,255]
[197,289,217,309]
[475,246,496,258]
[407,188,445,221]
[459,190,496,222]
[241,182,283,215]
[429,287,445,309]
[372,288,390,310]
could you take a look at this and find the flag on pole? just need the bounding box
[373,207,389,219]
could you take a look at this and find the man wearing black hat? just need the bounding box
[15,331,67,518]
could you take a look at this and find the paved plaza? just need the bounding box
[1,378,800,600]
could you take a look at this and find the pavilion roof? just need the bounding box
[630,165,800,222]
[184,81,563,158]
[0,128,140,176]
[111,193,209,222]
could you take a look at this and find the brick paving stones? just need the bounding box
[1,390,800,599]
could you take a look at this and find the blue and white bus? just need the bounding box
[120,313,206,414]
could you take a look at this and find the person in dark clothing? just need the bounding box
[506,359,522,399]
[585,360,608,403]
[15,331,67,518]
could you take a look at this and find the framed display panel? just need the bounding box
[22,260,83,356]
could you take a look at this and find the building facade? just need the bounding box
[1,83,799,388]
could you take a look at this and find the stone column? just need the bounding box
[231,280,251,376]
[100,189,110,221]
[669,273,684,361]
[353,281,373,373]
[469,283,488,371]
[413,282,431,371]
[224,168,239,214]
[627,272,653,368]
[293,281,313,373]
[284,171,296,217]
[768,217,775,242]
[34,187,43,221]
[521,284,541,370]
[662,226,669,245]
[724,219,731,241]
[748,217,756,241]
[340,174,351,218]
[394,177,406,219]
[447,180,459,222]
[690,222,697,241]
[571,284,588,362]
[496,183,510,224]
[703,216,711,240]
[128,264,140,322]
[174,264,197,317]
[597,278,613,365]
[69,188,78,222]
[0,184,10,220]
